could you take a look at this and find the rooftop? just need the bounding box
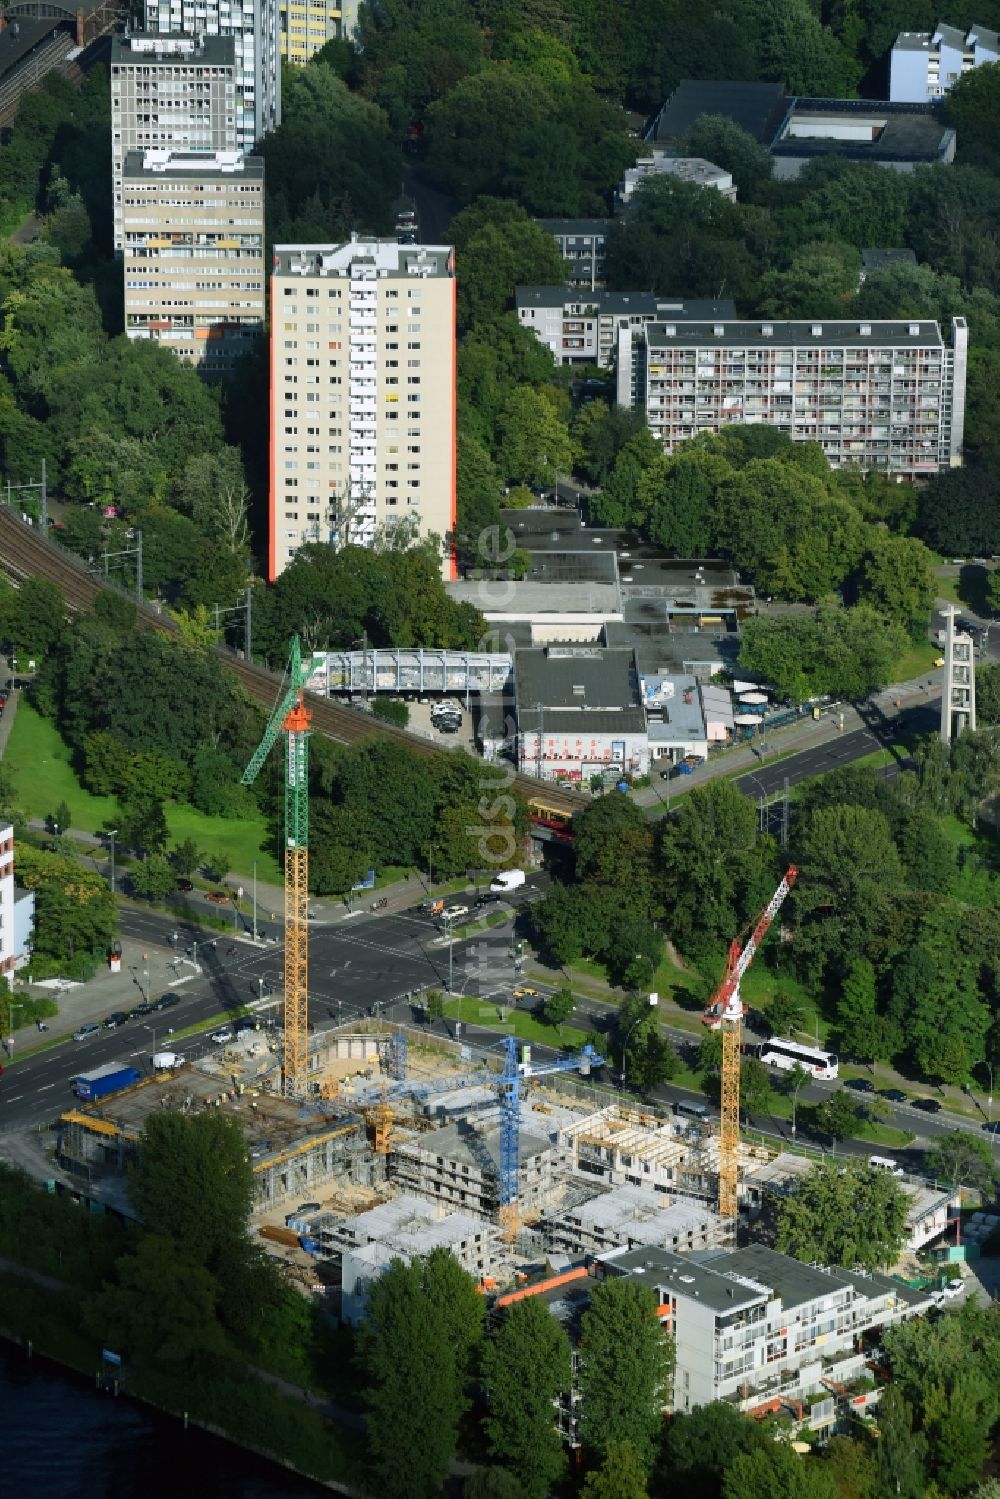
[515,646,642,714]
[603,1245,768,1312]
[123,149,263,182]
[273,236,454,280]
[645,317,947,349]
[652,79,788,145]
[642,675,706,741]
[448,579,621,617]
[772,97,954,164]
[861,247,919,272]
[565,1184,719,1245]
[515,286,660,316]
[336,1195,491,1256]
[395,1116,550,1173]
[535,217,613,236]
[111,31,235,67]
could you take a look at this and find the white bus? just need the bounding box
[755,1036,839,1079]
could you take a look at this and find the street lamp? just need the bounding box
[107,829,118,893]
[790,1068,810,1143]
[621,992,658,1089]
[981,1059,994,1125]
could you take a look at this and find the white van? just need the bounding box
[490,870,526,893]
[152,1051,185,1070]
[868,1154,904,1177]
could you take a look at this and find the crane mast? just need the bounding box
[702,867,798,1218]
[242,637,325,1096]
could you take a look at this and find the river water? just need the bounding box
[0,1341,326,1498]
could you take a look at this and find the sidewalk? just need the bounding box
[0,684,20,760]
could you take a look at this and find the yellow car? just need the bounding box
[512,986,537,1000]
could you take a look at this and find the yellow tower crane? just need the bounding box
[701,867,798,1217]
[242,637,326,1096]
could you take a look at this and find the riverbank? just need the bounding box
[0,1264,366,1496]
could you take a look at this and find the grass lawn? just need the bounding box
[934,564,990,615]
[6,702,281,882]
[889,639,940,684]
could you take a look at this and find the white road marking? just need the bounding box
[37,1083,55,1091]
[5,1094,24,1102]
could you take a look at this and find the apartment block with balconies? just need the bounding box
[516,287,736,370]
[279,0,357,63]
[269,237,457,581]
[111,33,238,252]
[624,316,968,479]
[891,22,1000,102]
[143,0,281,148]
[121,148,265,377]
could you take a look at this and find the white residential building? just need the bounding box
[110,33,238,252]
[143,0,281,148]
[890,22,1000,102]
[122,149,265,376]
[617,151,737,206]
[599,1242,933,1415]
[622,316,968,479]
[0,825,33,977]
[269,238,457,580]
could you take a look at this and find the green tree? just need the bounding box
[870,1386,927,1499]
[945,59,1000,160]
[766,989,806,1038]
[811,1088,861,1142]
[462,1472,524,1499]
[496,386,572,488]
[856,533,935,637]
[573,792,655,908]
[680,115,773,199]
[116,795,169,859]
[129,1112,256,1268]
[425,990,445,1023]
[129,852,177,903]
[52,799,72,836]
[657,1401,771,1499]
[722,1440,839,1499]
[358,1257,467,1499]
[738,604,906,702]
[836,957,897,1066]
[449,197,566,330]
[169,838,203,877]
[86,1233,229,1372]
[543,985,576,1032]
[925,1131,999,1196]
[371,697,410,728]
[581,1440,650,1499]
[15,843,117,976]
[578,1276,671,1469]
[795,803,904,975]
[481,1294,571,1499]
[775,1159,910,1269]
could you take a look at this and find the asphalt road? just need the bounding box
[1,875,992,1173]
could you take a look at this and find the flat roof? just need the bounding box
[643,675,706,740]
[862,248,918,271]
[653,80,787,145]
[646,317,945,349]
[111,32,235,67]
[515,646,641,713]
[123,149,263,182]
[773,98,953,162]
[449,579,621,616]
[516,286,660,315]
[397,1117,550,1172]
[603,1245,768,1312]
[566,1184,718,1243]
[535,218,612,236]
[274,238,453,279]
[526,550,618,586]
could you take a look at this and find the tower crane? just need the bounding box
[702,867,798,1218]
[242,636,326,1096]
[355,1036,604,1234]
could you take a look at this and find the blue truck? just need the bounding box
[73,1063,141,1101]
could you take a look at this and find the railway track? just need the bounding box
[0,507,588,815]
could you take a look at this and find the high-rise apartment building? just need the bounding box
[269,237,457,581]
[111,33,238,252]
[891,22,999,101]
[279,0,357,63]
[122,148,265,377]
[143,0,280,147]
[620,317,968,479]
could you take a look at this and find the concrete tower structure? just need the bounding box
[939,605,977,742]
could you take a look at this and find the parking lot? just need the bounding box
[401,698,477,753]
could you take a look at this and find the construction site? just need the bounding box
[56,1017,775,1315]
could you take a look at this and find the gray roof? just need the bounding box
[516,286,660,316]
[400,1117,549,1172]
[527,550,618,586]
[536,218,612,236]
[602,1246,768,1312]
[449,579,620,615]
[861,248,918,272]
[515,648,646,735]
[968,24,1000,49]
[772,99,953,164]
[123,150,264,183]
[704,1243,932,1311]
[111,32,235,67]
[646,317,945,349]
[653,80,788,145]
[892,31,934,51]
[933,22,967,48]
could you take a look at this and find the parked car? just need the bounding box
[940,1277,964,1299]
[153,993,180,1011]
[210,1027,234,1044]
[128,1003,154,1019]
[982,1121,1000,1134]
[234,1017,258,1034]
[206,890,231,904]
[73,1023,100,1041]
[442,904,469,922]
[912,1097,942,1113]
[880,1088,908,1104]
[175,878,194,892]
[845,1077,876,1094]
[512,986,538,1000]
[103,1012,130,1030]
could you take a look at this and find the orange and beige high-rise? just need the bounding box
[269,237,457,581]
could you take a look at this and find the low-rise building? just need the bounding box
[535,217,612,290]
[514,646,649,783]
[0,824,33,976]
[617,152,737,206]
[515,286,735,369]
[121,148,265,377]
[598,1241,933,1414]
[891,22,1000,102]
